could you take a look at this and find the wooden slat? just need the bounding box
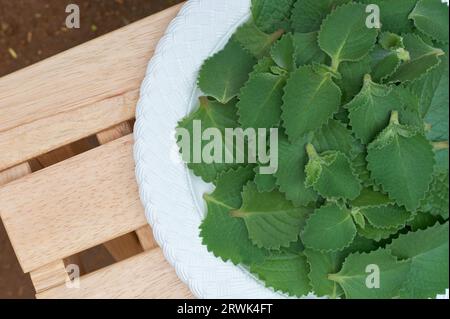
[36,249,193,299]
[30,260,69,294]
[0,135,147,273]
[0,162,31,186]
[136,226,158,251]
[0,3,183,172]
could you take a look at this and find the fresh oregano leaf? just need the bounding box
[198,39,256,103]
[388,222,449,299]
[329,249,410,299]
[274,134,318,206]
[420,170,449,219]
[387,33,445,84]
[345,74,401,144]
[251,0,295,33]
[407,211,443,231]
[311,119,358,158]
[281,66,341,143]
[270,33,295,71]
[305,145,362,200]
[177,97,241,183]
[237,72,285,130]
[337,55,372,103]
[370,46,403,83]
[254,166,277,193]
[234,21,284,58]
[357,205,413,229]
[291,0,350,33]
[292,32,327,67]
[232,183,313,249]
[367,111,435,211]
[200,166,267,265]
[301,202,357,252]
[409,0,449,44]
[318,3,378,71]
[250,251,311,297]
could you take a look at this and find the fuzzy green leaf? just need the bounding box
[292,32,327,67]
[301,203,357,252]
[177,98,242,183]
[234,21,284,58]
[345,75,401,144]
[274,134,318,206]
[254,166,277,193]
[337,56,372,103]
[409,0,449,44]
[270,33,295,71]
[305,147,362,200]
[237,72,286,130]
[358,205,413,229]
[251,0,295,33]
[357,223,402,242]
[200,166,267,265]
[311,119,357,158]
[318,3,378,70]
[198,39,256,103]
[329,249,410,299]
[420,171,449,219]
[388,222,449,299]
[281,66,341,143]
[250,251,311,297]
[367,113,435,211]
[351,187,394,208]
[387,34,445,84]
[370,46,402,82]
[407,211,443,231]
[291,0,350,33]
[232,183,313,249]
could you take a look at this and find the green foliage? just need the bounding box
[177,0,449,299]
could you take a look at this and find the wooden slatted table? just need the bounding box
[0,3,193,299]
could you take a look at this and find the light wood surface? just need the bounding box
[0,3,182,172]
[36,249,193,299]
[0,3,191,299]
[0,135,147,273]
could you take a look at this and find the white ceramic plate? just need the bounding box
[134,0,291,299]
[134,0,449,299]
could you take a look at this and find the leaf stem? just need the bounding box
[389,111,400,125]
[328,273,342,283]
[230,210,245,218]
[306,143,319,159]
[433,141,449,151]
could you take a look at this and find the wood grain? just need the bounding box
[0,3,183,172]
[0,163,31,186]
[0,135,147,273]
[30,260,69,294]
[36,249,193,299]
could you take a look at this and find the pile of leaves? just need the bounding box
[177,0,449,299]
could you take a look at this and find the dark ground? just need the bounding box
[0,0,182,299]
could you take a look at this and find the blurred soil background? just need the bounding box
[0,0,182,299]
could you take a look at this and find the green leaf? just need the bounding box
[370,46,402,83]
[232,183,313,249]
[358,205,413,229]
[281,66,341,143]
[379,32,405,50]
[250,251,311,297]
[177,98,241,183]
[274,134,318,206]
[351,187,394,208]
[420,171,449,219]
[336,55,372,103]
[329,249,410,299]
[251,0,295,33]
[291,0,350,33]
[270,33,295,71]
[305,146,362,200]
[200,166,267,265]
[198,39,256,103]
[304,249,345,298]
[345,75,401,144]
[357,223,402,242]
[367,112,435,211]
[311,119,358,158]
[388,222,449,299]
[318,3,378,71]
[234,21,284,58]
[237,73,285,130]
[407,211,443,231]
[409,0,449,44]
[301,203,357,252]
[387,34,445,84]
[292,32,327,67]
[254,166,277,192]
[360,0,417,34]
